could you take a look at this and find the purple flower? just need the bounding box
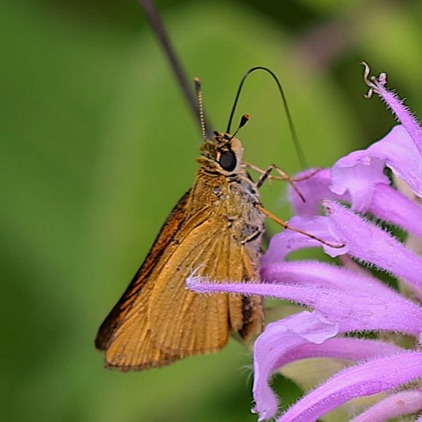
[188,63,422,421]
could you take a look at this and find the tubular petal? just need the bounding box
[279,352,422,422]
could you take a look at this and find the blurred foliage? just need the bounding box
[1,0,421,421]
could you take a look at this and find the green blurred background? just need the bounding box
[1,0,421,421]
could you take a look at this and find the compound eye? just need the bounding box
[219,150,237,171]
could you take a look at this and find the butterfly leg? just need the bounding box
[255,204,343,249]
[245,163,343,249]
[245,162,308,202]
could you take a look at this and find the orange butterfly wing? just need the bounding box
[95,190,262,370]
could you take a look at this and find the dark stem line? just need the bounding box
[138,0,212,135]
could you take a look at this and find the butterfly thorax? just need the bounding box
[193,132,265,248]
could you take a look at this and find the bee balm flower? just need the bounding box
[189,63,422,421]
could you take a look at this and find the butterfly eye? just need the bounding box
[219,150,237,172]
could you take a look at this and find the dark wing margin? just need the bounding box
[95,190,192,351]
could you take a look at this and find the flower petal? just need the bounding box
[251,311,338,420]
[331,125,422,210]
[289,168,349,217]
[261,215,346,264]
[288,337,402,362]
[350,390,422,422]
[325,200,422,291]
[187,272,422,336]
[253,334,401,420]
[362,62,422,156]
[369,183,422,239]
[279,352,422,422]
[261,261,396,297]
[330,150,388,212]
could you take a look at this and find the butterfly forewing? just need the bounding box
[95,191,192,352]
[149,222,249,354]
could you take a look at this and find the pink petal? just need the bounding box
[251,311,338,420]
[331,150,388,212]
[351,390,422,422]
[363,63,422,156]
[325,200,422,290]
[187,275,422,336]
[369,183,422,238]
[278,352,422,422]
[261,215,346,264]
[289,168,349,217]
[261,261,393,297]
[254,333,401,419]
[331,125,422,210]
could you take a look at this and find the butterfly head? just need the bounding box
[199,132,245,174]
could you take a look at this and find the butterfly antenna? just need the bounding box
[230,114,250,140]
[194,78,212,140]
[226,66,308,169]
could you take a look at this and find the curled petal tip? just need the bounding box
[361,61,388,99]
